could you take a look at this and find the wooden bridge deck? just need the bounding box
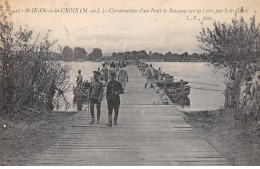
[28,65,229,166]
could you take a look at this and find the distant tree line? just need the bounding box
[52,46,103,61]
[110,50,211,61]
[49,45,210,62]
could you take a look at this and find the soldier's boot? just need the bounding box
[89,118,95,124]
[106,123,112,127]
[107,113,112,127]
[145,83,147,88]
[114,113,118,126]
[97,113,100,124]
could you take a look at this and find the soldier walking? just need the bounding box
[118,64,128,93]
[145,64,154,88]
[88,71,103,124]
[106,72,123,127]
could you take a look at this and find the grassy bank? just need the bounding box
[182,109,260,165]
[0,110,82,166]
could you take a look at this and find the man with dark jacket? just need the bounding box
[106,72,123,127]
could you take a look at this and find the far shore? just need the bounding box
[56,59,211,62]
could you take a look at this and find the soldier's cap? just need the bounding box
[93,71,101,75]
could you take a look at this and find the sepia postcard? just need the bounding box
[0,0,260,166]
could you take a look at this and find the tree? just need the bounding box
[140,50,147,56]
[183,52,188,57]
[197,13,260,108]
[89,48,102,60]
[74,47,87,60]
[165,51,173,58]
[0,47,3,110]
[112,52,117,58]
[150,52,163,58]
[62,46,73,61]
[0,1,70,114]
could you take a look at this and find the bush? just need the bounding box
[0,1,71,115]
[197,12,260,108]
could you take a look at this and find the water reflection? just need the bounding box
[170,97,190,108]
[73,96,89,111]
[149,62,226,111]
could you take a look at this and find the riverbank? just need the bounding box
[56,58,210,62]
[0,111,82,165]
[141,59,210,62]
[182,108,260,165]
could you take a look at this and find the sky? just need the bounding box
[2,0,260,54]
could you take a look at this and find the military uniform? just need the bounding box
[89,72,103,123]
[106,79,123,127]
[101,66,108,84]
[118,67,128,90]
[108,67,117,78]
[145,66,154,88]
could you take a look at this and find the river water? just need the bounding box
[148,62,225,111]
[56,61,226,112]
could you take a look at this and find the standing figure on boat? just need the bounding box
[106,72,123,127]
[101,63,109,85]
[158,67,163,81]
[118,64,128,93]
[76,70,83,87]
[145,64,154,88]
[88,71,104,124]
